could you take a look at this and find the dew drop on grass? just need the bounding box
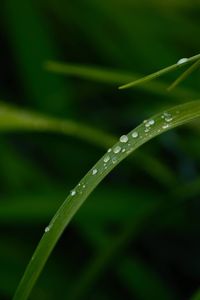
[45,226,50,233]
[161,112,173,122]
[162,124,169,129]
[145,119,155,127]
[120,135,128,143]
[70,190,76,196]
[122,149,126,153]
[103,155,110,163]
[132,131,139,138]
[107,148,112,153]
[177,57,188,65]
[92,168,98,175]
[112,157,117,164]
[113,146,121,153]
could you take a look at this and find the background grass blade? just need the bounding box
[168,59,200,91]
[13,100,200,300]
[45,60,198,99]
[118,53,200,90]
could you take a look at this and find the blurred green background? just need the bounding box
[0,0,200,299]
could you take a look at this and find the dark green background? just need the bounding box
[0,0,200,299]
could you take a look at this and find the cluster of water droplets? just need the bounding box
[45,109,178,235]
[161,111,173,130]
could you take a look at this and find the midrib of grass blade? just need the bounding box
[168,59,200,91]
[0,101,175,187]
[118,53,200,90]
[13,100,200,300]
[45,61,198,99]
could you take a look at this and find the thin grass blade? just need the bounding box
[118,53,200,90]
[168,59,200,91]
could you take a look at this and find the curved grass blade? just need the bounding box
[13,100,200,300]
[168,59,200,91]
[0,101,176,187]
[45,61,198,99]
[118,53,200,90]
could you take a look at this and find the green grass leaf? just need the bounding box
[13,100,200,300]
[118,53,200,90]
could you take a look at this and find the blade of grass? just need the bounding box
[45,61,198,99]
[13,100,200,300]
[168,59,200,91]
[0,100,176,187]
[118,53,200,90]
[4,0,71,115]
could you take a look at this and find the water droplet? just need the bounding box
[113,146,121,154]
[163,112,173,122]
[103,155,110,163]
[112,157,117,164]
[149,119,155,125]
[83,184,86,189]
[45,226,50,233]
[177,57,188,65]
[108,148,112,153]
[132,131,139,138]
[122,149,126,153]
[120,135,128,143]
[145,119,155,127]
[70,190,76,196]
[92,169,98,175]
[162,124,169,129]
[144,128,150,133]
